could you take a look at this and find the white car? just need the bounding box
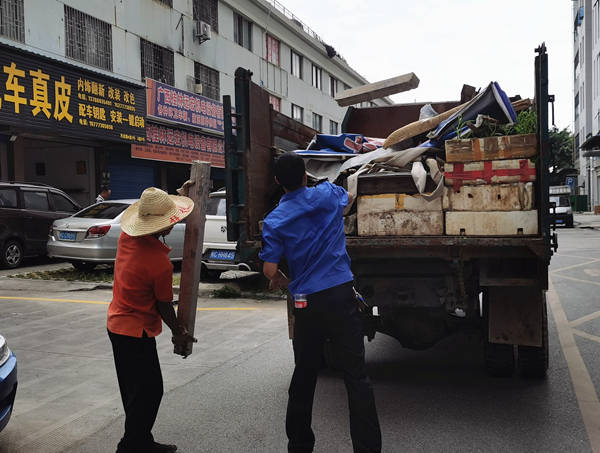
[201,190,252,279]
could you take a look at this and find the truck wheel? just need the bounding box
[517,297,549,379]
[484,341,515,377]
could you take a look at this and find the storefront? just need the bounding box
[0,43,146,204]
[131,78,226,193]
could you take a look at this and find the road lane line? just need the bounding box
[551,274,600,287]
[548,278,600,452]
[570,311,600,328]
[556,253,600,260]
[573,329,600,345]
[0,296,257,311]
[550,259,600,273]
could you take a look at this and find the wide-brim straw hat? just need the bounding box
[121,187,194,237]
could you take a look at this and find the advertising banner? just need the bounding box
[131,122,224,167]
[0,45,146,143]
[146,78,224,134]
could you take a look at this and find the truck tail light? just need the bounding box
[86,225,111,239]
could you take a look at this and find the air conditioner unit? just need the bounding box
[194,83,203,95]
[195,20,211,43]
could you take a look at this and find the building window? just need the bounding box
[329,76,338,97]
[65,6,113,71]
[140,39,174,85]
[291,51,303,79]
[195,62,220,101]
[312,113,322,132]
[0,0,24,43]
[266,35,280,66]
[269,95,281,112]
[292,104,303,123]
[329,120,338,135]
[234,12,252,51]
[312,64,322,90]
[193,0,218,32]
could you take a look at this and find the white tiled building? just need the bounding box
[0,0,390,202]
[574,0,600,210]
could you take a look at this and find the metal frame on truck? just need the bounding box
[224,44,554,378]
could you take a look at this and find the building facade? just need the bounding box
[0,0,390,204]
[574,0,600,210]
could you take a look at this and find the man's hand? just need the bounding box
[172,325,198,358]
[269,270,290,291]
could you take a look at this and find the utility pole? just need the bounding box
[175,160,211,357]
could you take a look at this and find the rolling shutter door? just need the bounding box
[109,162,156,200]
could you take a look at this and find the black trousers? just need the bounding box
[286,282,382,453]
[108,329,163,451]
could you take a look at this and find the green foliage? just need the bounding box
[547,126,574,174]
[211,285,242,298]
[508,110,537,135]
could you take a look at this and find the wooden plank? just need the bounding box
[335,72,419,107]
[443,183,534,211]
[358,193,442,213]
[444,159,536,187]
[445,210,538,236]
[445,134,537,163]
[175,161,211,357]
[358,211,443,236]
[358,171,437,195]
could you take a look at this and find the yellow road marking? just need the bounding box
[548,278,600,452]
[570,311,600,328]
[0,296,257,311]
[550,258,600,274]
[551,274,600,287]
[573,329,600,345]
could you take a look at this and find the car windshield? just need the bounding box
[550,196,570,207]
[74,203,130,219]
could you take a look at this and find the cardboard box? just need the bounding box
[445,210,538,236]
[443,183,534,211]
[445,134,537,163]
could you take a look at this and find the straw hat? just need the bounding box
[121,187,194,237]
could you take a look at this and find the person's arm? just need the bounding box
[263,262,289,290]
[156,301,185,335]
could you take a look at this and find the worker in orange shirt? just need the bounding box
[107,187,196,453]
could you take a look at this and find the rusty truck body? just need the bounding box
[223,45,555,378]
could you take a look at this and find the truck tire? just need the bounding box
[484,341,515,377]
[517,297,549,379]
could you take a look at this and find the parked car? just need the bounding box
[201,190,252,280]
[0,182,81,268]
[48,200,185,270]
[549,185,574,228]
[0,334,17,433]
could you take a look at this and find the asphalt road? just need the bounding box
[0,227,598,452]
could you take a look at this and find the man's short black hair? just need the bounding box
[274,152,305,191]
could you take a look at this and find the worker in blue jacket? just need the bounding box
[260,152,381,453]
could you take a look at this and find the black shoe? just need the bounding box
[150,441,178,452]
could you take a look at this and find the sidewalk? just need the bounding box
[574,212,600,229]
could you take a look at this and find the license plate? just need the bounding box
[209,250,235,261]
[59,231,76,241]
[555,219,564,224]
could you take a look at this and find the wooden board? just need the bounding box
[358,171,437,195]
[444,159,536,187]
[358,193,442,213]
[445,211,538,236]
[358,211,443,236]
[335,72,419,107]
[445,134,537,163]
[443,183,534,211]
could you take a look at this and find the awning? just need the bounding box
[580,134,600,156]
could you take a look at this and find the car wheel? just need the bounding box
[71,261,97,271]
[2,240,23,269]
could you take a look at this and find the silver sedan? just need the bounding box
[47,200,185,270]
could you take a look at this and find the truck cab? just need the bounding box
[549,185,574,227]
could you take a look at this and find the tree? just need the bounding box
[547,126,574,175]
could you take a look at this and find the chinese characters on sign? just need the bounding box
[131,123,224,167]
[146,78,224,133]
[0,45,146,143]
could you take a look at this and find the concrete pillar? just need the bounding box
[13,138,25,181]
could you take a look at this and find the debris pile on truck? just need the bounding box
[294,81,539,238]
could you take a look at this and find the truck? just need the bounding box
[222,44,556,378]
[549,185,574,227]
